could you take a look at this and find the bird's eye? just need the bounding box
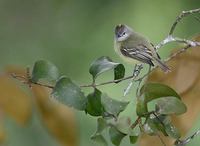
[122,32,126,35]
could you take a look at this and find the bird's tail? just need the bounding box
[154,57,171,73]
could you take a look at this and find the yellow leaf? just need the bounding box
[32,85,78,146]
[0,75,32,125]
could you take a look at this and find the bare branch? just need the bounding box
[169,8,200,36]
[80,74,136,88]
[174,129,200,146]
[156,8,200,50]
[155,36,200,50]
[130,116,141,129]
[31,82,54,89]
[123,64,143,96]
[11,73,54,89]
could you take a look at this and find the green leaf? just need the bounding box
[165,123,181,139]
[129,136,138,144]
[151,115,171,136]
[96,118,107,133]
[137,83,181,116]
[31,60,59,83]
[136,96,148,117]
[151,114,171,126]
[101,94,129,117]
[143,118,158,135]
[156,96,187,115]
[86,89,104,116]
[91,134,108,146]
[89,56,125,80]
[52,76,87,110]
[109,126,126,146]
[115,116,136,136]
[140,83,181,102]
[114,64,125,82]
[91,118,108,146]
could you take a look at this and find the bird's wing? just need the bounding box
[150,42,161,59]
[120,45,154,66]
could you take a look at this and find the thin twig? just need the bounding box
[31,82,54,89]
[169,8,200,36]
[155,35,200,50]
[156,8,200,50]
[174,129,200,146]
[123,64,143,96]
[10,73,26,80]
[11,73,54,89]
[130,116,141,129]
[80,74,136,88]
[152,112,165,127]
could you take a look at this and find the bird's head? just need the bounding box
[115,24,132,42]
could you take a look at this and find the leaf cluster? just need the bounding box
[30,57,187,146]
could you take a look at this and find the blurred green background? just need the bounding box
[0,0,200,146]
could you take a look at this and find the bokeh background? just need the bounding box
[0,0,200,146]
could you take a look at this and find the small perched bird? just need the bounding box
[114,24,170,73]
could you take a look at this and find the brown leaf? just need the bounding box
[32,85,78,146]
[139,35,200,146]
[5,65,78,146]
[0,118,6,144]
[0,74,32,125]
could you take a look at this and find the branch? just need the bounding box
[10,44,195,90]
[156,36,200,50]
[80,74,136,88]
[156,8,200,50]
[174,129,200,146]
[123,64,144,96]
[130,116,141,129]
[11,73,54,89]
[169,8,200,36]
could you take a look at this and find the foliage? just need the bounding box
[23,57,188,146]
[2,39,200,145]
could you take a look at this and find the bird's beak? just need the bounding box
[117,33,121,38]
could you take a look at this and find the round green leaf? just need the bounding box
[129,136,138,144]
[31,60,59,83]
[136,96,148,117]
[89,56,125,80]
[137,83,181,116]
[114,64,125,82]
[91,134,108,146]
[115,116,137,136]
[91,118,108,146]
[109,126,126,146]
[140,83,181,102]
[86,89,104,116]
[96,118,107,134]
[156,96,187,115]
[101,94,129,117]
[52,76,87,110]
[143,118,158,135]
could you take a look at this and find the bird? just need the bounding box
[114,24,170,73]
